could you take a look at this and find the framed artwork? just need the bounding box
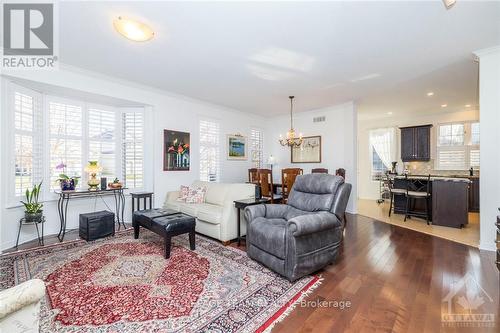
[163,130,190,171]
[291,136,322,163]
[227,135,247,160]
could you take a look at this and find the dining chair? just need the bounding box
[257,169,282,203]
[335,168,346,179]
[311,168,328,174]
[248,168,258,183]
[281,168,303,203]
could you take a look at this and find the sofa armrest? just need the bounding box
[287,212,341,237]
[163,190,180,208]
[0,279,45,319]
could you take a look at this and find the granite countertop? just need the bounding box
[393,174,474,182]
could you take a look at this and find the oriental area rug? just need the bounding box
[0,230,321,332]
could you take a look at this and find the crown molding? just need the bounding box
[473,45,500,59]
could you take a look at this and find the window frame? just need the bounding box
[199,118,221,182]
[435,121,480,171]
[5,81,146,206]
[368,127,396,181]
[250,127,264,168]
[8,83,44,204]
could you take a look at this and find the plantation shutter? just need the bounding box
[13,86,43,197]
[199,119,220,182]
[88,107,116,179]
[122,111,144,189]
[48,99,83,190]
[250,128,263,168]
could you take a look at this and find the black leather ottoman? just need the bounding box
[133,209,196,259]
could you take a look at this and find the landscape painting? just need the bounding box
[227,135,247,160]
[164,130,190,171]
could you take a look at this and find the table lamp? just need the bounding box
[84,161,102,191]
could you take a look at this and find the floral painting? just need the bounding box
[227,135,247,160]
[164,130,190,171]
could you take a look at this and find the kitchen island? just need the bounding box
[392,175,472,228]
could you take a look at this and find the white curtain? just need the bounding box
[369,128,396,169]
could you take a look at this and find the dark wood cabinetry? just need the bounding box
[468,177,480,212]
[400,125,432,162]
[432,179,469,228]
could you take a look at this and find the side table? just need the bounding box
[131,192,154,214]
[234,198,270,246]
[16,216,45,249]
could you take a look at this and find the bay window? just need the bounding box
[7,82,146,204]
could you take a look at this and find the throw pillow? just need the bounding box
[177,185,190,202]
[185,187,207,204]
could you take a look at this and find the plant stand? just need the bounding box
[15,216,45,249]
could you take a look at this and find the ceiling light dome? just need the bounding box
[113,16,154,42]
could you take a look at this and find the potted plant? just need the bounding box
[108,177,123,189]
[20,181,43,223]
[56,162,80,190]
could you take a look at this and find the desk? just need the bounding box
[55,188,127,241]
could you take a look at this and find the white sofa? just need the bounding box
[0,279,46,333]
[164,181,255,243]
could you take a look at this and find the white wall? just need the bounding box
[474,46,500,252]
[358,109,479,200]
[265,102,358,213]
[0,66,266,251]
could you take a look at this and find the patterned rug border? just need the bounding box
[1,229,323,332]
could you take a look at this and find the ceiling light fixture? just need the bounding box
[441,104,448,108]
[465,104,471,108]
[427,92,434,96]
[443,0,456,10]
[113,16,154,42]
[279,96,303,148]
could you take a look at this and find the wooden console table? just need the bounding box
[55,188,127,242]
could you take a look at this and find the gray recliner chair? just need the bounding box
[244,174,351,281]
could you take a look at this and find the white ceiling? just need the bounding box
[57,1,500,117]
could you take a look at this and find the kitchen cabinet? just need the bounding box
[400,125,432,162]
[469,177,480,212]
[432,179,469,228]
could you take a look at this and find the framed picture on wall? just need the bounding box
[291,136,322,163]
[227,134,247,160]
[163,130,190,171]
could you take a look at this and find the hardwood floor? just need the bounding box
[358,199,480,248]
[4,215,498,332]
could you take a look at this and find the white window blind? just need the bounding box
[250,128,263,168]
[436,122,480,170]
[48,100,83,190]
[122,111,144,189]
[88,107,116,179]
[13,88,42,197]
[199,119,220,182]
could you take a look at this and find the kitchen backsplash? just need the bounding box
[402,160,479,176]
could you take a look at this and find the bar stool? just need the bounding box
[388,177,406,217]
[404,175,432,224]
[131,192,154,214]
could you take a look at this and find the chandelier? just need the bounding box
[279,96,303,147]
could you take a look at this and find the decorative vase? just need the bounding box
[60,179,75,191]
